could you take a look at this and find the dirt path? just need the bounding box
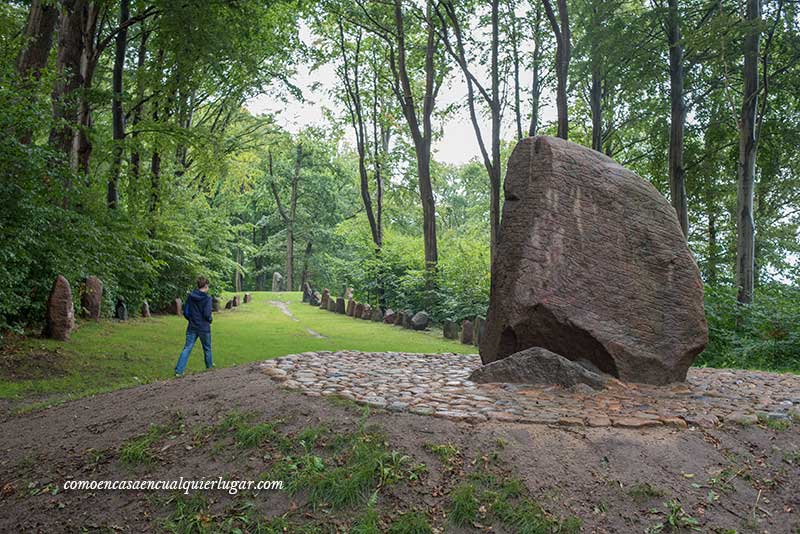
[267,300,326,339]
[0,361,797,532]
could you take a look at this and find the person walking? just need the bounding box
[174,276,214,376]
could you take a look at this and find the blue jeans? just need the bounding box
[175,329,213,374]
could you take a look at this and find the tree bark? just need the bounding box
[528,2,543,137]
[108,0,130,209]
[128,29,149,187]
[392,0,439,270]
[300,241,313,291]
[49,0,88,165]
[16,0,58,145]
[542,0,570,139]
[735,0,760,304]
[666,0,688,236]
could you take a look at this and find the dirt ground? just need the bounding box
[0,361,797,533]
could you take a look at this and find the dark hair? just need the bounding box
[196,276,209,289]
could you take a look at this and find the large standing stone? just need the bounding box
[141,301,151,318]
[480,136,708,385]
[460,320,473,345]
[473,316,486,346]
[354,302,364,319]
[411,311,430,331]
[168,298,183,315]
[469,347,608,390]
[80,276,102,320]
[114,296,128,321]
[212,297,220,312]
[272,272,284,292]
[361,303,372,320]
[43,275,74,341]
[443,320,459,340]
[336,297,346,314]
[371,307,384,322]
[346,299,356,316]
[320,289,330,309]
[384,309,395,324]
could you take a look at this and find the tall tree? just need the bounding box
[665,0,688,236]
[108,0,131,209]
[735,0,761,304]
[542,0,570,139]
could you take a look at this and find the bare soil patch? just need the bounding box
[0,361,797,533]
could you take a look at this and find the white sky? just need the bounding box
[246,22,558,166]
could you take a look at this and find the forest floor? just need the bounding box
[0,359,798,533]
[0,292,465,414]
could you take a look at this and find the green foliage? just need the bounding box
[386,512,433,534]
[699,284,800,372]
[448,483,480,526]
[119,423,170,466]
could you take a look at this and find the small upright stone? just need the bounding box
[460,320,474,344]
[336,297,346,314]
[302,282,312,302]
[402,311,413,329]
[473,316,486,346]
[114,296,128,321]
[211,297,220,312]
[411,311,430,331]
[354,302,364,319]
[344,287,354,300]
[232,295,240,307]
[371,307,384,322]
[272,272,284,292]
[141,300,151,318]
[243,293,252,304]
[320,288,330,309]
[384,309,396,324]
[225,299,233,310]
[80,275,102,320]
[361,303,372,320]
[443,320,459,340]
[168,298,183,315]
[347,299,356,316]
[327,296,337,312]
[394,311,404,326]
[43,275,74,341]
[309,291,321,306]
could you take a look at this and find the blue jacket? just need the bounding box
[183,289,213,333]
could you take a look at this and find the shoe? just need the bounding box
[174,372,184,378]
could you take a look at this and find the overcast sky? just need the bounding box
[246,23,558,166]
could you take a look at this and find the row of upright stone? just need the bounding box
[41,275,252,341]
[301,282,484,345]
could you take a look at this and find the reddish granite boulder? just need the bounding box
[354,302,364,319]
[43,275,74,341]
[80,276,102,320]
[320,289,330,309]
[361,303,372,320]
[346,299,356,316]
[480,136,707,385]
[384,309,395,324]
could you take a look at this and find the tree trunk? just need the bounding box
[128,29,149,189]
[300,241,313,291]
[667,0,688,236]
[108,0,130,209]
[72,2,102,174]
[16,0,58,145]
[286,144,301,291]
[542,0,570,139]
[49,0,88,165]
[528,2,543,137]
[735,0,760,305]
[393,0,438,270]
[489,0,501,259]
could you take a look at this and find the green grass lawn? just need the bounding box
[0,291,471,409]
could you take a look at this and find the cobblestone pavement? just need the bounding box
[260,351,800,428]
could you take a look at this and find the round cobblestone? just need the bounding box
[260,351,800,427]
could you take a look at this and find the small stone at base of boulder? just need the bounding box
[468,347,608,390]
[443,320,459,339]
[384,309,395,323]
